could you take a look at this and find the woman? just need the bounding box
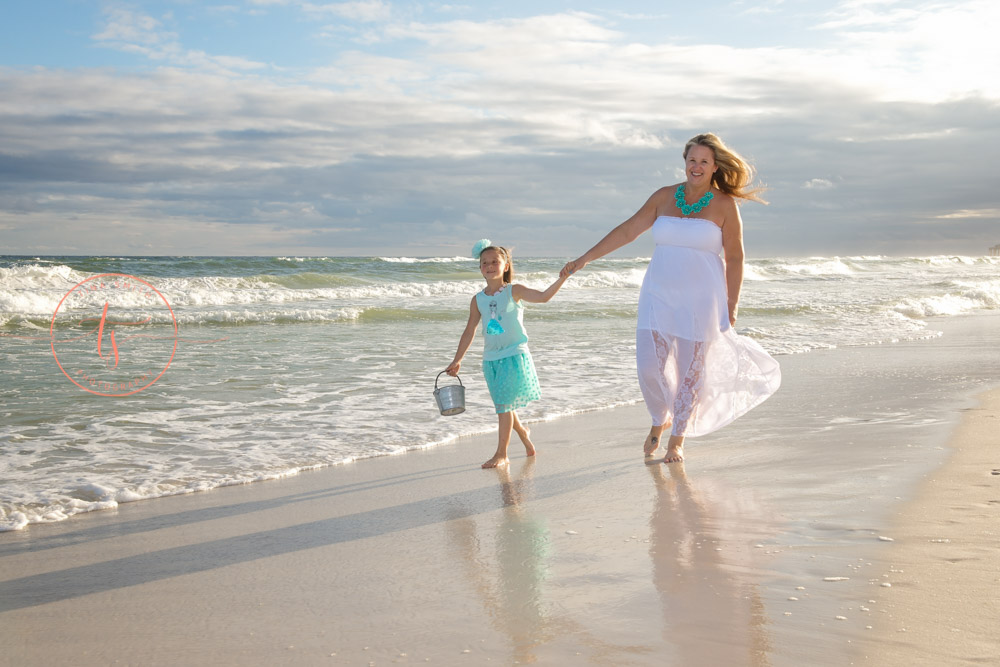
[561,133,780,463]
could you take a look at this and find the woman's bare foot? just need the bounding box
[644,425,667,457]
[482,454,510,469]
[663,435,684,463]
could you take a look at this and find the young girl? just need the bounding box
[445,239,569,469]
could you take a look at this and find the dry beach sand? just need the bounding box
[2,314,999,666]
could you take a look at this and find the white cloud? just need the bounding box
[2,4,999,256]
[936,209,1000,219]
[93,7,267,74]
[302,0,392,22]
[739,1,787,17]
[818,0,1000,101]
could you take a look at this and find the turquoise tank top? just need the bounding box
[476,284,529,361]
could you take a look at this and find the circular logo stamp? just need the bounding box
[50,273,178,397]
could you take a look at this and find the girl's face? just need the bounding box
[480,249,507,281]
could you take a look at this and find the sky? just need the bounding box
[1,0,998,258]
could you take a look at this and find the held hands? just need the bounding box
[560,258,587,278]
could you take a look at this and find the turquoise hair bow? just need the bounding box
[471,238,492,258]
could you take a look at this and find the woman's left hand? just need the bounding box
[561,258,586,277]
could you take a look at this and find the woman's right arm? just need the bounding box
[445,295,481,376]
[561,188,667,277]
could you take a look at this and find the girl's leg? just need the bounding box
[511,410,536,457]
[483,411,514,468]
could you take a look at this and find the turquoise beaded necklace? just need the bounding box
[674,184,714,216]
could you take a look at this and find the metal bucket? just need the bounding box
[434,371,466,416]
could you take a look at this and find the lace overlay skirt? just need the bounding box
[636,327,780,437]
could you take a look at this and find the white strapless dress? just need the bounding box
[635,216,780,437]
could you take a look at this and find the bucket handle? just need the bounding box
[435,370,463,389]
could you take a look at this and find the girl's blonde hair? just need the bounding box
[480,245,514,284]
[684,133,768,204]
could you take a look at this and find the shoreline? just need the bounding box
[857,387,1000,664]
[2,313,999,665]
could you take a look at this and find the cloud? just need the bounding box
[302,0,393,22]
[936,209,1000,219]
[93,6,267,73]
[1,3,998,256]
[818,0,1000,101]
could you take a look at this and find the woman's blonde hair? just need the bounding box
[684,133,767,204]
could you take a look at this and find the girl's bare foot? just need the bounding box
[514,424,536,457]
[482,454,509,469]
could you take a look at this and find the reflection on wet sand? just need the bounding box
[446,459,643,663]
[446,458,551,663]
[445,457,773,664]
[648,462,772,666]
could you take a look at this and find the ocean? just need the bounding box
[2,254,998,532]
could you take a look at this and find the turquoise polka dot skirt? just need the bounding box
[482,352,540,414]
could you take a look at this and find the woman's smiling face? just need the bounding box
[684,144,718,187]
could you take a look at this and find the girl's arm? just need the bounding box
[720,196,745,326]
[512,272,569,304]
[560,187,668,277]
[445,295,481,376]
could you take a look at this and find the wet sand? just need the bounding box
[855,387,1000,665]
[1,404,785,666]
[2,314,999,666]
